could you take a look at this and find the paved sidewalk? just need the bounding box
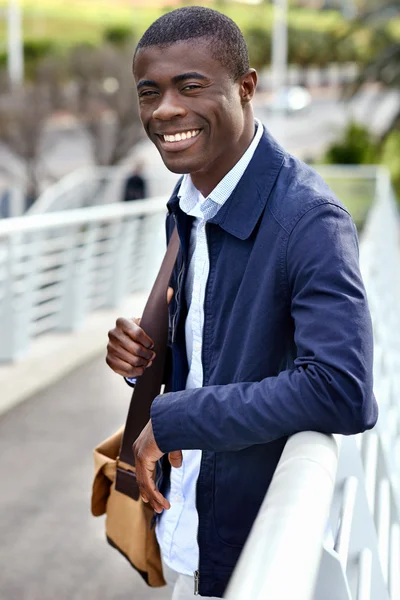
[0,355,170,600]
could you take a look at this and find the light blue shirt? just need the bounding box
[156,119,264,576]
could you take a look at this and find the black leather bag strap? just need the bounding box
[116,226,179,499]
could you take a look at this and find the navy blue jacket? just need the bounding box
[151,128,378,597]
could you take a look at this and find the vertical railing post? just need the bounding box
[104,218,138,308]
[58,223,97,331]
[0,230,40,361]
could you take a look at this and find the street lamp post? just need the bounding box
[7,0,24,87]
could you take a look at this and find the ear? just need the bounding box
[239,69,257,104]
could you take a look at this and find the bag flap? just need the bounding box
[91,426,124,517]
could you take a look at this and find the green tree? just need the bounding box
[344,3,400,138]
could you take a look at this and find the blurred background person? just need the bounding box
[123,160,147,201]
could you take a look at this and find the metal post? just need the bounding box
[270,0,288,146]
[271,0,288,101]
[7,0,24,87]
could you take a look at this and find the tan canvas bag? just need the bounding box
[91,227,180,587]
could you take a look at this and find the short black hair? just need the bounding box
[133,6,250,81]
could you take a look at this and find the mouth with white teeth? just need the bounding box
[156,128,202,152]
[162,129,201,143]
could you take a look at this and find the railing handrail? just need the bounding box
[0,196,168,235]
[225,432,340,600]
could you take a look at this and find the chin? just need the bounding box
[161,157,203,176]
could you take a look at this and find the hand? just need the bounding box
[133,420,183,513]
[106,288,174,379]
[106,317,156,379]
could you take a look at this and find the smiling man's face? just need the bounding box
[133,40,256,195]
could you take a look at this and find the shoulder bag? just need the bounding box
[91,226,179,587]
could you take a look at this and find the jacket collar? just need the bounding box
[166,126,286,240]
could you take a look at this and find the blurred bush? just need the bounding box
[103,26,135,46]
[381,131,400,196]
[324,122,379,165]
[23,39,55,62]
[245,27,271,70]
[323,122,400,198]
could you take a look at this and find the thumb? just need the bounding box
[168,450,183,468]
[167,287,174,305]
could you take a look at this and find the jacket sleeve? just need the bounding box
[151,203,378,453]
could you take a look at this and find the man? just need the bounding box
[106,7,378,599]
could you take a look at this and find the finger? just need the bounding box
[115,317,154,349]
[136,465,170,512]
[168,450,183,468]
[107,340,155,368]
[167,287,174,304]
[108,330,155,361]
[105,355,145,378]
[139,484,169,513]
[140,494,163,514]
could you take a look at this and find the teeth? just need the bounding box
[163,130,200,143]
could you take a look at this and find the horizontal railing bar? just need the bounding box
[313,165,380,179]
[225,432,339,600]
[0,197,167,235]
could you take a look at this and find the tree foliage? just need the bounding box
[0,45,143,201]
[343,2,400,138]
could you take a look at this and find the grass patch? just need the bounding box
[323,178,375,231]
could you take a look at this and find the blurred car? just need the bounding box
[266,86,312,114]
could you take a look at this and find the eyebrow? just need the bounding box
[172,72,208,84]
[137,72,208,91]
[137,79,158,91]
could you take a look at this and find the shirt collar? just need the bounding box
[168,124,286,240]
[178,119,264,221]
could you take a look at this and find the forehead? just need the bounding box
[133,40,229,83]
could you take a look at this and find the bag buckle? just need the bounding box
[115,466,140,501]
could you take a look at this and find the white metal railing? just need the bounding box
[0,197,167,361]
[225,167,400,600]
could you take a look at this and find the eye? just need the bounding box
[139,90,158,98]
[182,84,202,92]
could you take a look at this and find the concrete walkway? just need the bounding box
[0,355,170,600]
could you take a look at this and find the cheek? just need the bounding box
[138,106,152,130]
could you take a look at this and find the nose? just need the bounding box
[152,90,187,121]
